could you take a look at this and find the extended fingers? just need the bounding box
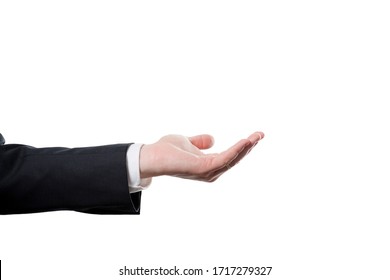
[209,139,251,171]
[226,132,264,167]
[203,132,265,181]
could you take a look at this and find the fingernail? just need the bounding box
[256,132,264,139]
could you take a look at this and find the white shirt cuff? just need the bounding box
[126,143,152,193]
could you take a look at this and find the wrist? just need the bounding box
[139,144,157,179]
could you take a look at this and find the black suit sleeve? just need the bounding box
[0,142,141,215]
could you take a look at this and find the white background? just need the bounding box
[1,1,389,279]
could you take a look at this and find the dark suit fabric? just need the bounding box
[0,136,141,215]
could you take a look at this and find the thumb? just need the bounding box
[189,134,215,150]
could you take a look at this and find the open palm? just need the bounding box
[140,132,264,182]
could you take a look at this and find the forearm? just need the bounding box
[0,143,138,214]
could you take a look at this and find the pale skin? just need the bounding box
[140,131,264,182]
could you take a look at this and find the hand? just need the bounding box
[139,132,264,182]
